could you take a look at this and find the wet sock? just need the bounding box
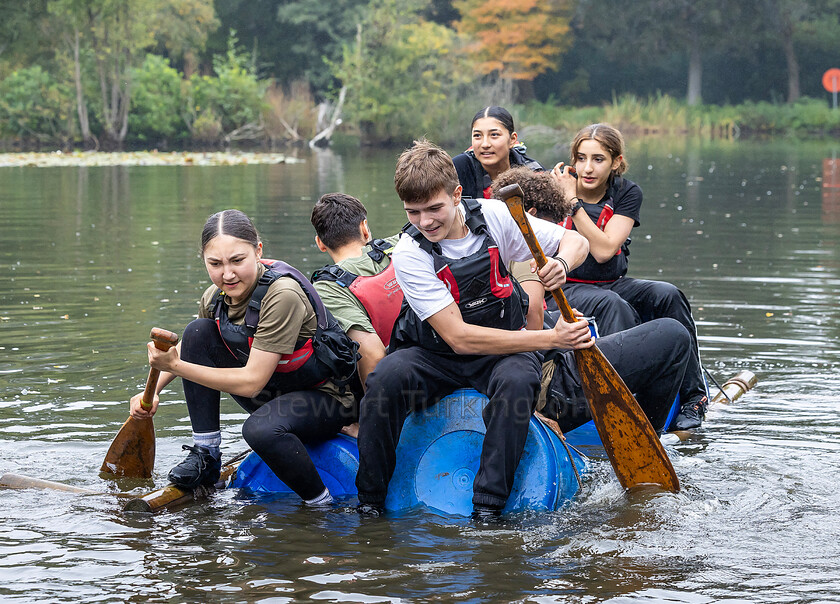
[192,430,221,460]
[304,488,333,506]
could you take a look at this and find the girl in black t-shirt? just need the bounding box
[552,123,709,430]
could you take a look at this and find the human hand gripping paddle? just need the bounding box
[100,328,179,479]
[498,184,679,492]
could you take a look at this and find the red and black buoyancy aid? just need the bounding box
[561,178,631,284]
[390,197,529,354]
[213,259,359,392]
[310,239,404,347]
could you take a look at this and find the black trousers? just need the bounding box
[544,318,691,433]
[558,277,706,404]
[180,318,357,500]
[355,348,541,510]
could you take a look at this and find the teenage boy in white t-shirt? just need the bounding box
[354,140,592,520]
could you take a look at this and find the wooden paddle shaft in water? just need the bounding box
[1,473,99,494]
[497,183,679,492]
[123,452,248,513]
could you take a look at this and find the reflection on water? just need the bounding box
[1,139,839,602]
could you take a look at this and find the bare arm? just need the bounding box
[551,165,633,263]
[537,229,589,288]
[144,342,280,400]
[348,328,386,390]
[521,279,546,330]
[571,212,634,263]
[426,301,593,356]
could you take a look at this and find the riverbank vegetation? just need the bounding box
[1,0,839,149]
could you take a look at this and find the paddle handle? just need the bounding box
[497,183,577,324]
[140,328,179,411]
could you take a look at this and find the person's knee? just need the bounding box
[241,407,288,450]
[652,317,691,356]
[490,367,540,414]
[180,318,218,360]
[653,282,689,310]
[592,291,638,328]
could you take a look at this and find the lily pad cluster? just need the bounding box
[0,151,301,168]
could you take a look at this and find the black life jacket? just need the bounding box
[459,144,544,199]
[562,177,632,284]
[213,259,359,393]
[311,239,404,347]
[390,197,529,354]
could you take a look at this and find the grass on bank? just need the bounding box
[514,94,840,142]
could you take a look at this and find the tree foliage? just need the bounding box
[333,0,476,142]
[454,0,573,81]
[47,0,216,148]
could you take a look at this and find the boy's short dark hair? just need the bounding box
[491,167,572,223]
[394,139,460,204]
[310,193,368,249]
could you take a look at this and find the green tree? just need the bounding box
[188,34,268,141]
[572,0,755,106]
[759,0,840,102]
[333,0,476,143]
[128,54,186,143]
[0,0,54,77]
[47,0,216,148]
[0,65,74,143]
[206,0,367,98]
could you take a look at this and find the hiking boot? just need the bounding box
[357,503,384,517]
[673,396,708,430]
[168,444,221,489]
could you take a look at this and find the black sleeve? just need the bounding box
[613,179,643,227]
[453,152,481,199]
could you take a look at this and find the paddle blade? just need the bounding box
[100,416,155,479]
[575,346,679,492]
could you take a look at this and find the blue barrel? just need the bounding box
[385,389,585,515]
[230,388,586,516]
[231,434,359,496]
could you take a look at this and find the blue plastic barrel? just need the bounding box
[231,434,359,496]
[230,388,586,516]
[385,388,585,515]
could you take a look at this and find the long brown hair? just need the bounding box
[571,123,628,177]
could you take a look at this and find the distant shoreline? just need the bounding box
[0,151,304,168]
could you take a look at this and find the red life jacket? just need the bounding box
[562,198,630,284]
[562,201,615,232]
[311,239,403,346]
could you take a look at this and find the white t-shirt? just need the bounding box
[393,198,565,321]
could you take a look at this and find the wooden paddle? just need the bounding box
[100,327,179,479]
[498,183,679,492]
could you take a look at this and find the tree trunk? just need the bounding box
[514,79,536,103]
[72,29,93,146]
[781,15,800,103]
[686,33,702,106]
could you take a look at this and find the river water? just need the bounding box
[1,138,839,603]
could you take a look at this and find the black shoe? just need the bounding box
[470,504,503,524]
[168,444,221,489]
[673,396,708,430]
[357,503,384,517]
